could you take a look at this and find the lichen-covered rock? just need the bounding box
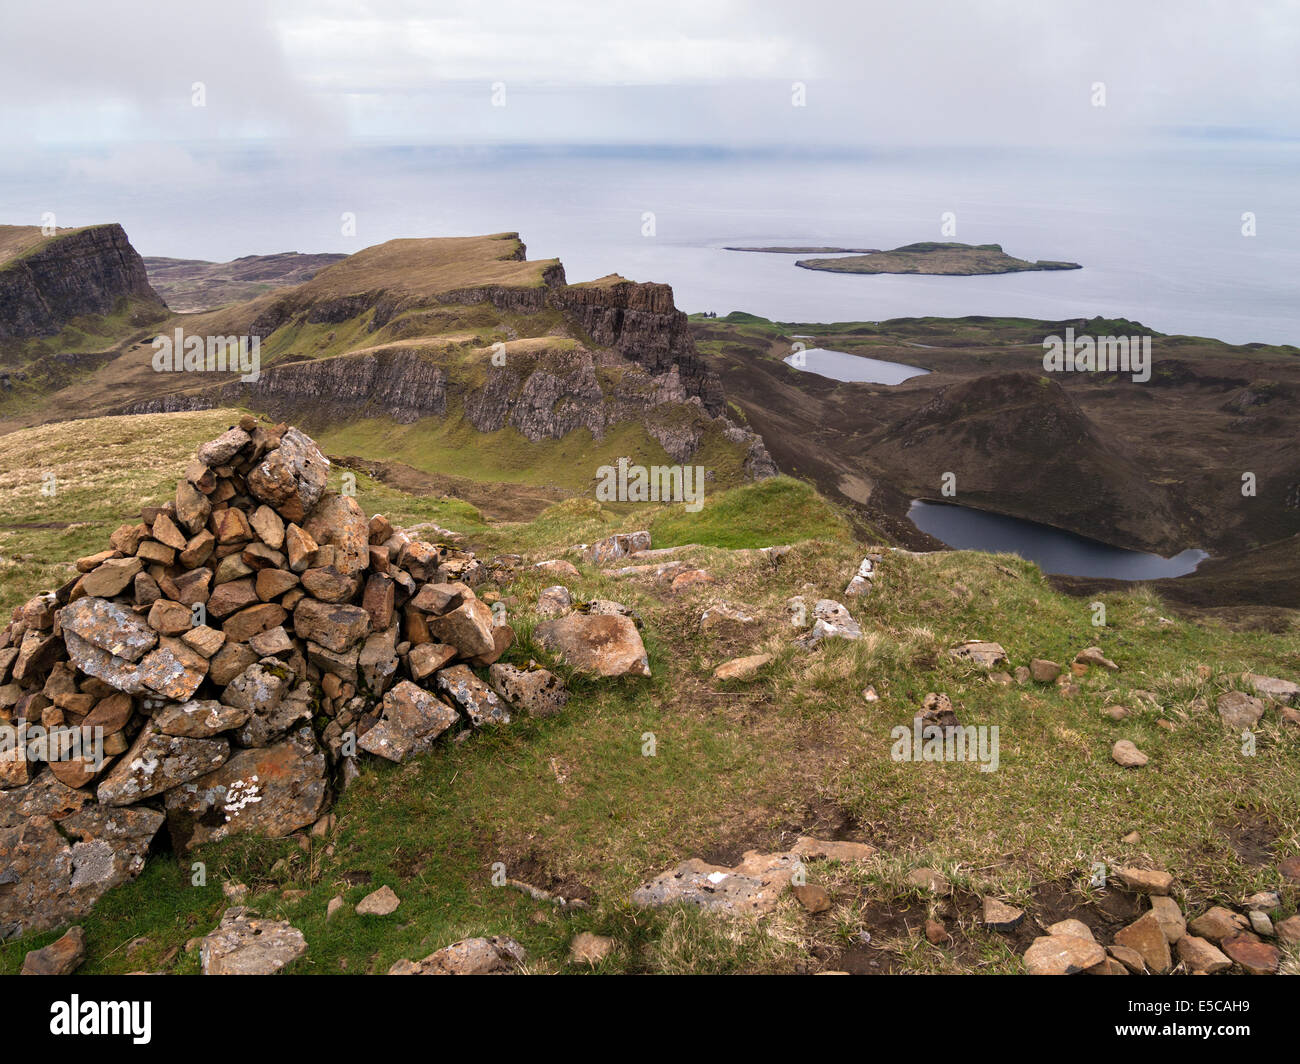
[488,662,569,718]
[200,907,306,975]
[436,664,510,726]
[58,598,158,663]
[96,724,230,806]
[358,680,459,762]
[0,773,164,939]
[164,727,328,852]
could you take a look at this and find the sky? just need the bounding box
[2,0,1297,151]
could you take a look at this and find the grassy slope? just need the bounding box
[0,411,1297,975]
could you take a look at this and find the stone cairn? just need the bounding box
[0,417,614,941]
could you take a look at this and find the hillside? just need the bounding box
[691,311,1300,616]
[0,411,1295,976]
[0,228,774,493]
[144,252,347,312]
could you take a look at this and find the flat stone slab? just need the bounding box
[631,850,801,915]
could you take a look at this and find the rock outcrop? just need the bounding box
[0,224,165,340]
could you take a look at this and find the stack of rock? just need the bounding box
[0,418,597,941]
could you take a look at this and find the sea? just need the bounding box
[3,140,1298,346]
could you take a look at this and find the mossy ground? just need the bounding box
[1,411,1296,975]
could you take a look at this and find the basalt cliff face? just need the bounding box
[100,233,773,480]
[552,278,725,417]
[0,225,164,341]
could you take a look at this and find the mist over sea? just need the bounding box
[5,141,1297,345]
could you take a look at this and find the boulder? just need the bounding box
[534,613,651,677]
[0,778,164,938]
[436,664,510,726]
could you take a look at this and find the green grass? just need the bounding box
[0,410,1297,975]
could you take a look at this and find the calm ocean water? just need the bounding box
[4,142,1298,345]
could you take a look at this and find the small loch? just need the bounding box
[908,500,1208,579]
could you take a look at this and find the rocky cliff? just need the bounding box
[553,277,725,416]
[0,224,164,341]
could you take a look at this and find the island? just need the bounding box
[792,242,1082,275]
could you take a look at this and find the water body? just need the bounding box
[6,142,1298,346]
[784,347,928,384]
[908,500,1208,579]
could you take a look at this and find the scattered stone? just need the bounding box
[1248,911,1274,937]
[925,919,949,945]
[535,613,651,677]
[200,907,306,975]
[389,936,527,975]
[1216,691,1266,730]
[536,585,572,618]
[982,897,1025,930]
[1241,672,1298,704]
[356,885,400,916]
[1030,658,1061,683]
[1075,646,1118,670]
[21,925,87,975]
[779,840,870,868]
[948,641,1008,668]
[792,883,832,913]
[906,868,951,895]
[712,653,772,681]
[632,850,801,914]
[794,599,863,648]
[1113,911,1172,974]
[1176,935,1232,974]
[1047,919,1094,940]
[1024,934,1106,975]
[1111,740,1148,767]
[326,895,344,921]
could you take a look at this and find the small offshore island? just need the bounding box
[732,241,1082,275]
[800,242,1082,274]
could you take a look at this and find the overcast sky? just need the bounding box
[2,0,1297,150]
